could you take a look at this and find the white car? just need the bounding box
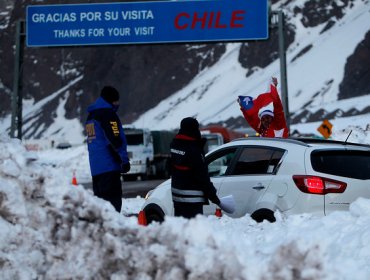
[142,137,370,223]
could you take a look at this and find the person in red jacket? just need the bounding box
[238,77,289,138]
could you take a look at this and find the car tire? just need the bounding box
[144,204,165,224]
[146,211,164,224]
[251,208,276,223]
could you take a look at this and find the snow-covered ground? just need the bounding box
[1,127,370,279]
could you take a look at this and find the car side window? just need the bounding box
[206,148,238,177]
[231,147,285,175]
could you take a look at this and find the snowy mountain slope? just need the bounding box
[1,0,369,143]
[133,0,370,133]
[0,0,13,30]
[288,0,370,110]
[0,76,85,145]
[21,76,85,143]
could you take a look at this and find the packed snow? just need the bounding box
[1,127,370,279]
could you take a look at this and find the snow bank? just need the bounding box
[1,133,370,279]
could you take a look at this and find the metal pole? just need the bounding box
[277,11,290,133]
[10,20,25,139]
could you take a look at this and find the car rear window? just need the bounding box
[311,150,370,180]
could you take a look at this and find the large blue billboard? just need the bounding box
[26,0,268,47]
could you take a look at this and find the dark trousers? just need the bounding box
[174,202,203,219]
[92,171,122,212]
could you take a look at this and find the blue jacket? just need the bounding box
[85,97,129,176]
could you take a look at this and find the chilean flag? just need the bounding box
[238,96,254,110]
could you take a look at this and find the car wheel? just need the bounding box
[146,211,164,224]
[251,208,276,223]
[144,204,165,224]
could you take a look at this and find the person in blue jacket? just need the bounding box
[85,86,130,212]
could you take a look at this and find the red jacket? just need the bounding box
[240,83,288,138]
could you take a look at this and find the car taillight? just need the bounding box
[292,175,347,195]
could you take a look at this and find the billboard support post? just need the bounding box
[10,20,25,139]
[271,10,290,134]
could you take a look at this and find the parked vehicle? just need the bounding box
[142,137,370,223]
[200,131,223,154]
[123,126,175,180]
[151,130,176,178]
[200,125,245,153]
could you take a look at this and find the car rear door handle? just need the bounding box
[253,185,265,190]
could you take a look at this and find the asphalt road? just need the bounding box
[83,178,166,198]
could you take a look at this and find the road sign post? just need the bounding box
[10,20,25,139]
[270,10,290,135]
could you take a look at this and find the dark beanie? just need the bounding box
[179,117,201,140]
[101,86,119,104]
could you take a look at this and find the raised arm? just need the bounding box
[238,81,275,131]
[270,78,289,137]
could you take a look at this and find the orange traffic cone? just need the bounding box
[138,210,147,226]
[215,208,222,217]
[71,171,78,186]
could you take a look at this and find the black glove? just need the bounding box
[121,162,131,174]
[208,192,221,206]
[213,196,221,206]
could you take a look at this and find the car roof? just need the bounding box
[227,137,370,150]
